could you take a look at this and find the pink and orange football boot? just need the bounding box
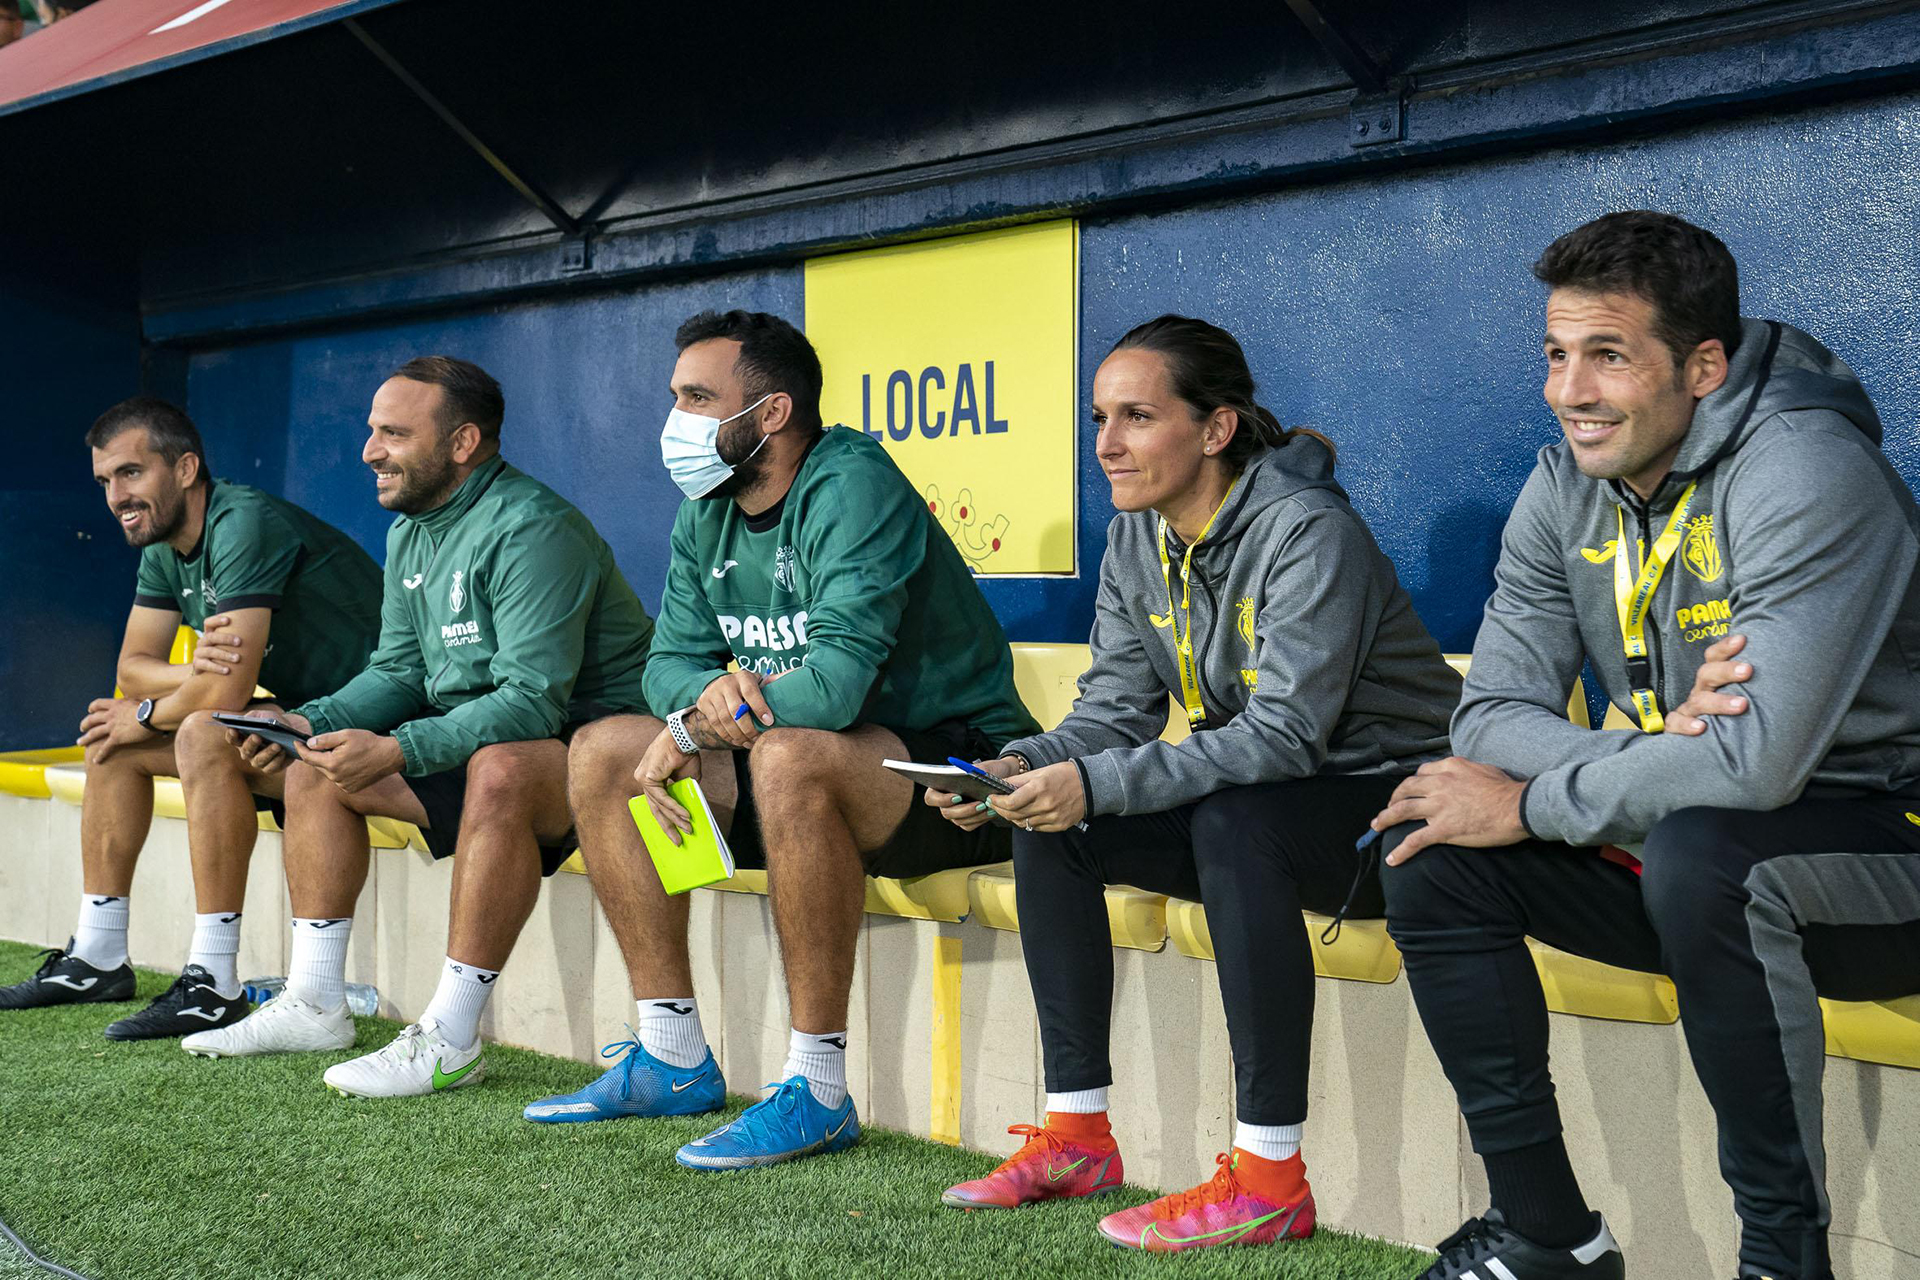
[1096,1149,1315,1252]
[942,1115,1124,1210]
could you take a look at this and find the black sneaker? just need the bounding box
[1422,1209,1624,1279]
[103,965,248,1041]
[0,940,135,1009]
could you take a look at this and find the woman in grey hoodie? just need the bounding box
[932,315,1461,1253]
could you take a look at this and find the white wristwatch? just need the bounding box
[665,709,700,757]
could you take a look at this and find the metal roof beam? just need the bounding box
[1282,0,1388,94]
[341,17,581,238]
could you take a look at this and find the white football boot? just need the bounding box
[182,991,355,1057]
[323,1018,485,1098]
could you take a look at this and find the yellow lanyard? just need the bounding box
[1156,477,1239,730]
[1612,481,1698,734]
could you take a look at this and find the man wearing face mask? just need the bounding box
[536,311,1036,1171]
[182,356,655,1100]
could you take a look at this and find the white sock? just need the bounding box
[636,997,708,1069]
[72,894,129,969]
[187,911,243,997]
[286,917,351,1010]
[1234,1120,1304,1163]
[1046,1087,1110,1114]
[783,1028,848,1108]
[422,958,498,1051]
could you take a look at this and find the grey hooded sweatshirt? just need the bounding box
[1458,317,1920,848]
[1002,435,1460,817]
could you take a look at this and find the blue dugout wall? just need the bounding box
[171,89,1920,663]
[5,1,1920,747]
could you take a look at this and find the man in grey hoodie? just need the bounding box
[1373,211,1920,1280]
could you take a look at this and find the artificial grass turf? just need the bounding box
[0,941,1435,1280]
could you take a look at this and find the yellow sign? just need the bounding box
[805,220,1078,576]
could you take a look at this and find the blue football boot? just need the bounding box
[523,1034,725,1123]
[675,1075,860,1170]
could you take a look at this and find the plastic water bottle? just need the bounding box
[241,976,380,1016]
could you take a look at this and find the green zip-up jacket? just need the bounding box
[644,426,1038,747]
[294,456,654,775]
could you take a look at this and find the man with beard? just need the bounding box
[182,356,656,1098]
[1375,212,1920,1280]
[527,311,1036,1171]
[0,397,381,1041]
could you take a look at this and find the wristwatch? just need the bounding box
[134,698,158,735]
[665,709,700,757]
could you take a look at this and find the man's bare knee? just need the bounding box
[285,760,328,799]
[174,710,236,773]
[748,728,839,789]
[567,716,658,801]
[463,744,549,825]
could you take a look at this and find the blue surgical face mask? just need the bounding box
[660,394,772,499]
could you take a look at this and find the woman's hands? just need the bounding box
[923,757,1088,834]
[923,756,1022,831]
[991,762,1088,833]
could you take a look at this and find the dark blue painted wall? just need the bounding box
[1079,93,1920,652]
[165,88,1920,671]
[0,251,143,749]
[182,270,802,611]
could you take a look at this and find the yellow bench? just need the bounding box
[41,763,427,852]
[0,747,84,799]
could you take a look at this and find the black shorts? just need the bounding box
[727,718,1011,879]
[400,713,605,878]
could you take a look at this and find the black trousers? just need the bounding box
[1013,773,1401,1126]
[1380,794,1920,1280]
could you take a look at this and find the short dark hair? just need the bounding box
[86,396,209,487]
[1533,211,1741,363]
[388,356,505,442]
[674,310,824,435]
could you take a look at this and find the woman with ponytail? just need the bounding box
[932,315,1462,1253]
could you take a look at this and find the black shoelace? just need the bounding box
[1431,1216,1501,1273]
[150,971,205,1010]
[27,949,65,981]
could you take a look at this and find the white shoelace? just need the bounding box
[373,1023,430,1065]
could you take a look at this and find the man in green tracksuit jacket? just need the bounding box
[0,396,382,1046]
[537,310,1037,1166]
[181,356,655,1102]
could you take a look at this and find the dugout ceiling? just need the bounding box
[1,0,1916,346]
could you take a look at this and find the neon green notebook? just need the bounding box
[627,779,736,895]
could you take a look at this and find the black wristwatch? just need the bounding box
[134,698,159,735]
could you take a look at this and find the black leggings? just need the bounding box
[1012,773,1403,1126]
[1380,795,1920,1280]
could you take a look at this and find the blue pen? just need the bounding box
[947,755,1091,833]
[1355,827,1381,853]
[733,703,751,722]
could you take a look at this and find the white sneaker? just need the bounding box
[182,991,355,1058]
[323,1019,485,1098]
